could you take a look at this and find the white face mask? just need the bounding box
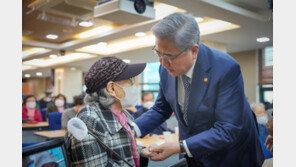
[45,97,52,102]
[257,115,269,125]
[143,101,154,109]
[55,99,65,107]
[115,83,139,109]
[26,102,36,109]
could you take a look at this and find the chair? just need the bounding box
[48,112,62,130]
[40,108,47,121]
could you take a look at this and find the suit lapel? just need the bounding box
[187,44,211,126]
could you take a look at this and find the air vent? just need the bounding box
[28,0,97,20]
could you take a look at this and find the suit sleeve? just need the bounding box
[185,63,245,159]
[134,81,174,137]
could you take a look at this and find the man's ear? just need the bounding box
[106,82,117,98]
[192,44,199,59]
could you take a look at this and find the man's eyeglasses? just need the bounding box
[152,46,188,61]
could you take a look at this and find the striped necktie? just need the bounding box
[181,75,190,125]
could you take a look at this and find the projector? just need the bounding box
[94,0,155,24]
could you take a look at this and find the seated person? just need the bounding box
[45,94,68,120]
[134,92,174,135]
[65,57,149,166]
[265,116,273,153]
[61,94,86,129]
[39,89,53,109]
[252,103,273,159]
[22,95,43,122]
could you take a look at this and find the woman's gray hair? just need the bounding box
[84,87,116,109]
[152,12,200,50]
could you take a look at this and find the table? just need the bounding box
[136,133,179,147]
[34,129,66,140]
[22,121,49,130]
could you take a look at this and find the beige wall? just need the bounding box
[22,78,46,99]
[230,50,258,104]
[54,67,83,103]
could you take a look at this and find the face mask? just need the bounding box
[55,99,65,107]
[26,102,36,109]
[257,115,268,125]
[45,98,51,102]
[114,83,139,109]
[143,101,154,109]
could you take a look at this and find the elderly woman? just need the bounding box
[65,57,147,167]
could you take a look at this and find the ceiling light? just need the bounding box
[46,34,58,39]
[49,54,57,59]
[195,17,204,23]
[22,48,51,59]
[71,67,76,71]
[22,65,36,71]
[23,53,96,67]
[97,42,107,47]
[77,34,155,55]
[123,59,131,63]
[256,37,270,43]
[154,2,186,19]
[135,32,146,37]
[79,21,94,27]
[76,26,113,39]
[36,72,42,76]
[24,74,31,78]
[199,19,240,35]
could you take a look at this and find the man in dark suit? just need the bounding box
[134,92,173,135]
[132,12,264,167]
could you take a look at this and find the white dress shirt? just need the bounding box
[177,61,196,157]
[132,61,196,157]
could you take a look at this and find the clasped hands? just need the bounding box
[140,142,180,161]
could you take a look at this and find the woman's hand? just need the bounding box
[140,147,152,158]
[264,135,273,152]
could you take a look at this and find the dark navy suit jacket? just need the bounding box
[135,43,264,167]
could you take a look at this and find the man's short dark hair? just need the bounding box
[141,91,153,101]
[73,94,85,106]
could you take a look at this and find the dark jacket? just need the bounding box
[135,43,264,167]
[45,104,68,120]
[134,107,173,135]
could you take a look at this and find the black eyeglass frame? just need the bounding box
[152,46,189,61]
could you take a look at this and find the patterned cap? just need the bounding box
[84,56,146,94]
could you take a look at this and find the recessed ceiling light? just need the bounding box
[256,37,270,43]
[76,26,113,38]
[135,32,146,37]
[123,59,131,63]
[77,35,155,55]
[79,21,94,27]
[24,74,31,78]
[22,48,50,59]
[97,42,107,47]
[36,72,42,76]
[195,17,204,23]
[23,53,96,67]
[49,54,57,59]
[46,34,58,39]
[71,67,76,71]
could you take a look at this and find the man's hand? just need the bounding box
[148,143,180,161]
[264,135,273,152]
